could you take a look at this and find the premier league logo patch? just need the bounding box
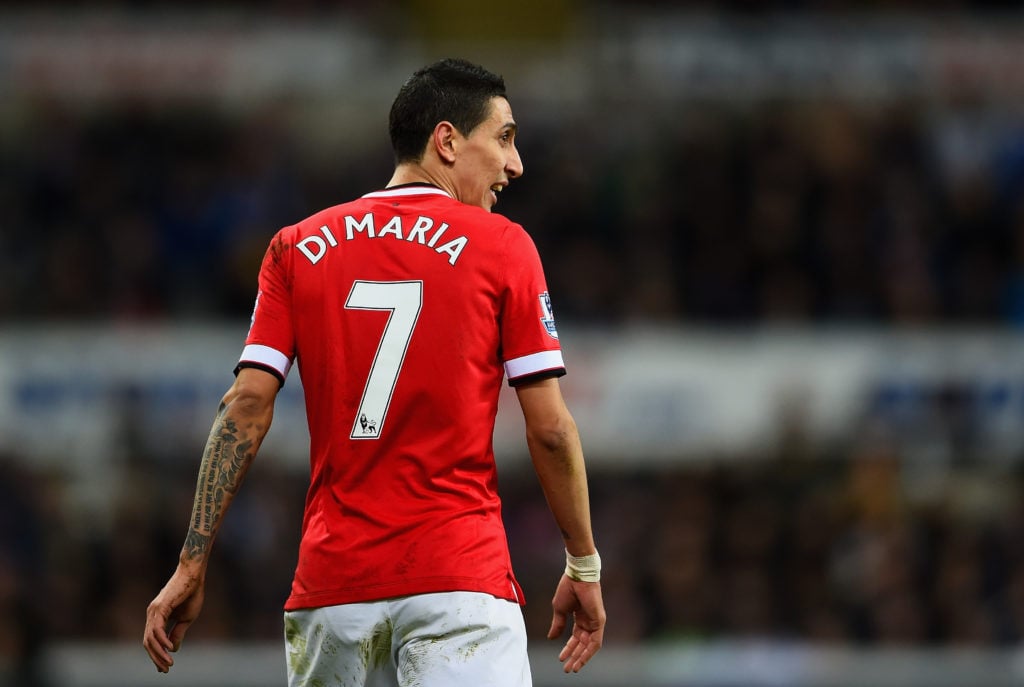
[539,291,559,339]
[358,413,378,435]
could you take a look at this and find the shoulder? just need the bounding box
[271,199,369,245]
[489,213,539,257]
[299,200,367,232]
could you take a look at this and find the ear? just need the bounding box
[432,121,458,164]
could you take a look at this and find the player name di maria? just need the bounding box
[297,213,468,266]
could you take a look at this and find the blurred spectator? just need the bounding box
[7,91,1024,327]
[0,456,51,686]
[8,435,1024,650]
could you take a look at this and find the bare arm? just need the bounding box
[143,367,279,673]
[516,377,594,555]
[515,376,606,673]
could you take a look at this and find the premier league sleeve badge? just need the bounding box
[539,291,559,339]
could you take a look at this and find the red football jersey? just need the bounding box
[238,185,565,610]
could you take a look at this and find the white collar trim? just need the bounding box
[362,186,452,200]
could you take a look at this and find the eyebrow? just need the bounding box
[501,122,517,136]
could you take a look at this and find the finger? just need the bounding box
[558,633,578,662]
[147,614,174,653]
[560,625,603,672]
[168,619,192,652]
[146,603,175,651]
[565,635,593,673]
[159,623,175,652]
[144,605,177,671]
[143,632,173,673]
[568,649,591,673]
[547,609,567,640]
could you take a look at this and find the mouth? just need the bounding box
[490,183,505,206]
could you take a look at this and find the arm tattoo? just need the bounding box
[183,401,260,561]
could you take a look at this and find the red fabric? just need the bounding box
[243,186,563,609]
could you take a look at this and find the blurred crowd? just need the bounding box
[5,91,1024,327]
[5,435,1024,683]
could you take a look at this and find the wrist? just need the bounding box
[176,556,206,577]
[564,548,601,582]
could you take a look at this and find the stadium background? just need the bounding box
[5,1,1024,685]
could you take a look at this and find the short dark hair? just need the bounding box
[389,58,508,164]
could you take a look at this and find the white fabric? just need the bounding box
[565,549,602,583]
[362,187,452,199]
[284,591,532,687]
[238,343,292,379]
[504,349,564,381]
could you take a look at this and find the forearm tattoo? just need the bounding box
[183,402,259,560]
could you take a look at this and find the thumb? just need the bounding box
[547,607,568,640]
[168,620,192,652]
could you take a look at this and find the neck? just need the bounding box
[387,164,456,199]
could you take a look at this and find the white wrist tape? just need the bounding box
[564,549,601,582]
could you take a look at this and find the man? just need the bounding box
[143,58,605,686]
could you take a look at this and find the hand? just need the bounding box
[143,566,205,673]
[547,574,606,673]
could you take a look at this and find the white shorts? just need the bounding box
[283,591,532,687]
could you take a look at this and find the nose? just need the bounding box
[507,144,524,179]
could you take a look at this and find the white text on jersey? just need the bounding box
[297,214,468,266]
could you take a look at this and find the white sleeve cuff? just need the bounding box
[504,349,565,381]
[238,344,293,380]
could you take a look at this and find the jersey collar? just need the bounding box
[362,183,452,200]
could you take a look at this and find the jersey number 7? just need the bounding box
[344,280,423,440]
